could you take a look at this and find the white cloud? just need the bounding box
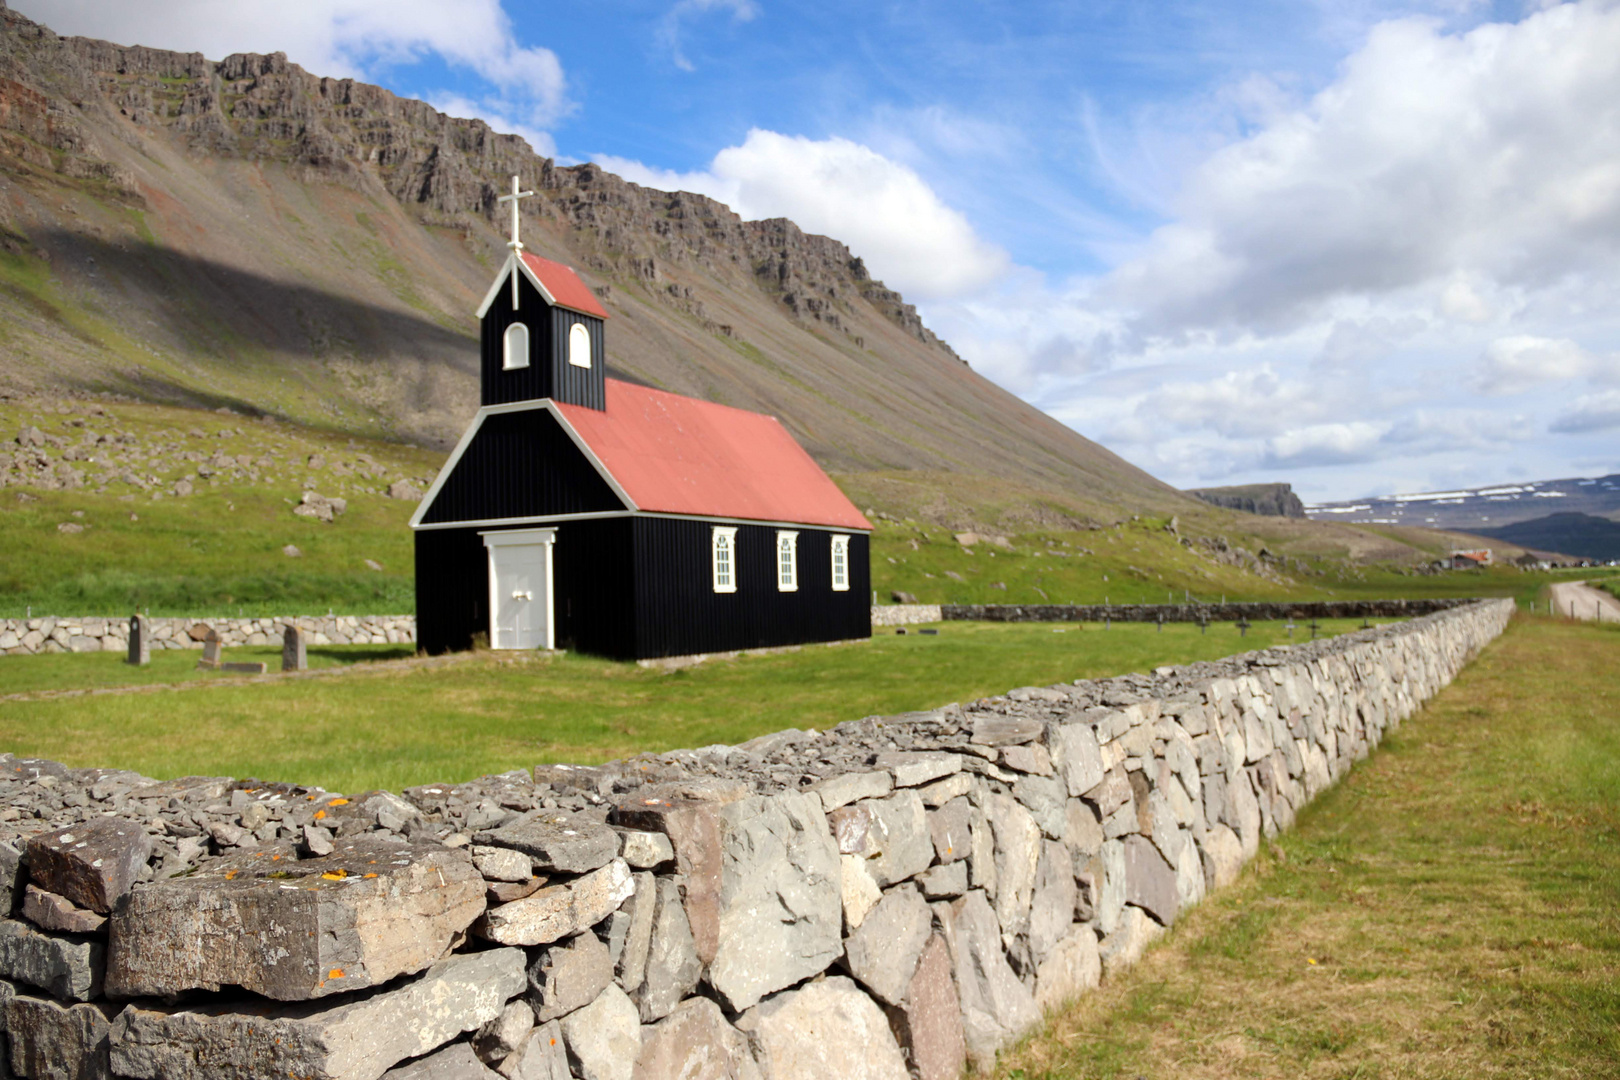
[1551,390,1620,433]
[20,0,570,137]
[1100,1,1620,340]
[598,130,1010,300]
[656,0,759,73]
[1475,335,1597,394]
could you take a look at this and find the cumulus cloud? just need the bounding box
[1101,0,1620,340]
[599,130,1009,300]
[1475,335,1598,394]
[656,0,759,73]
[1551,390,1620,433]
[22,0,570,140]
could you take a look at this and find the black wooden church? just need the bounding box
[411,178,872,660]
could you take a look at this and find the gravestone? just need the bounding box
[221,661,268,674]
[282,624,307,672]
[1235,618,1250,638]
[127,615,150,666]
[196,628,221,671]
[1308,619,1321,641]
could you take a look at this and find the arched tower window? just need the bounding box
[503,322,530,370]
[569,322,592,368]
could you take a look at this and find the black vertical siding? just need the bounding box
[629,519,871,659]
[415,527,489,654]
[481,268,605,411]
[417,516,870,659]
[552,517,637,659]
[420,408,624,524]
[549,309,606,411]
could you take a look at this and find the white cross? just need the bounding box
[498,174,536,308]
[498,174,535,251]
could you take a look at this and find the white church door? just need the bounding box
[481,529,556,650]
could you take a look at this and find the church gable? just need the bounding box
[415,406,628,526]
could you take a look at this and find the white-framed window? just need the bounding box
[830,534,850,591]
[712,526,738,593]
[776,530,799,592]
[568,322,592,368]
[503,322,530,370]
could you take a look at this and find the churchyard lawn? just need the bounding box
[1,618,1370,792]
[996,612,1620,1080]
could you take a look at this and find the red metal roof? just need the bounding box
[519,252,610,320]
[555,380,872,530]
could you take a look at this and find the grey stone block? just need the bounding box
[0,840,24,917]
[527,932,613,1024]
[1201,823,1244,892]
[927,796,971,865]
[559,984,640,1080]
[735,976,908,1080]
[808,771,893,812]
[1027,840,1077,968]
[476,813,618,874]
[1033,928,1100,1013]
[109,947,526,1080]
[916,861,968,900]
[3,993,116,1080]
[1122,835,1178,926]
[634,997,761,1080]
[1050,722,1103,798]
[857,790,932,888]
[635,877,700,1022]
[608,801,722,966]
[384,1042,500,1079]
[937,891,1038,1071]
[471,847,533,884]
[874,752,962,788]
[0,918,103,1002]
[916,772,974,807]
[842,884,931,1006]
[1013,774,1067,840]
[968,717,1043,746]
[475,859,633,948]
[707,793,841,1012]
[613,829,673,869]
[1000,744,1053,776]
[986,792,1040,938]
[107,838,484,1001]
[25,818,151,915]
[497,1021,569,1080]
[613,872,655,993]
[470,1000,533,1067]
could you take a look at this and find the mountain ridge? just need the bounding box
[0,4,1195,531]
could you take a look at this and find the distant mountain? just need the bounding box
[0,5,1188,529]
[1469,512,1620,563]
[1306,475,1620,531]
[1187,483,1306,518]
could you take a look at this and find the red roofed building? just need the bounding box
[412,192,871,659]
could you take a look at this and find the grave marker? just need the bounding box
[127,614,150,667]
[1235,617,1250,638]
[282,624,307,672]
[196,627,221,671]
[1308,619,1321,640]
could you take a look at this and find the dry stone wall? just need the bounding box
[0,615,415,656]
[0,599,1512,1080]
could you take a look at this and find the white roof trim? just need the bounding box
[414,508,871,533]
[473,253,599,320]
[408,399,637,529]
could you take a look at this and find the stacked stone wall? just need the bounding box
[0,599,1513,1079]
[941,598,1471,623]
[0,615,415,655]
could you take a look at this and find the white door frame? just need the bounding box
[480,528,557,650]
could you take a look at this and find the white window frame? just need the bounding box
[712,526,738,594]
[568,322,592,368]
[830,534,850,592]
[776,530,799,592]
[503,322,530,370]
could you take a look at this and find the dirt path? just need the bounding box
[1547,579,1620,623]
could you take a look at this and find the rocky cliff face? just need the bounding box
[0,5,1187,527]
[1187,484,1308,519]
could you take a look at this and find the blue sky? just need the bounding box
[25,0,1620,502]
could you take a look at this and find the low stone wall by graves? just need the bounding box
[942,598,1473,623]
[0,615,415,656]
[0,599,1512,1080]
[872,604,944,626]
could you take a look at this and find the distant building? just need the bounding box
[1449,549,1493,569]
[410,179,872,660]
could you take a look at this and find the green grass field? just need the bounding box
[998,613,1620,1080]
[0,619,1370,792]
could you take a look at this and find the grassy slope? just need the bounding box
[0,619,1374,791]
[998,614,1620,1080]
